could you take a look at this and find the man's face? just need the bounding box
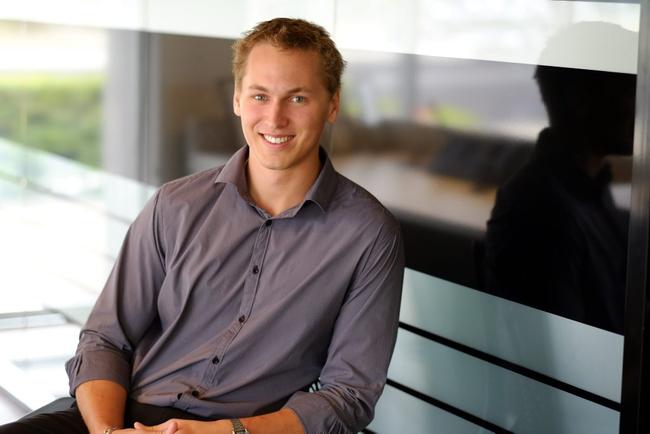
[233,42,340,174]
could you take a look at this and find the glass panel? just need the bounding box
[335,0,639,73]
[0,0,144,30]
[389,329,620,434]
[401,268,623,402]
[328,3,640,431]
[146,0,336,38]
[0,21,154,414]
[370,385,489,434]
[0,321,80,409]
[332,25,637,336]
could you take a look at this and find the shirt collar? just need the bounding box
[214,146,249,197]
[214,146,338,214]
[304,147,338,213]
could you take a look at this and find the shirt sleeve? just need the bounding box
[284,219,405,434]
[65,189,167,395]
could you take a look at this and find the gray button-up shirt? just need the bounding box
[66,147,404,434]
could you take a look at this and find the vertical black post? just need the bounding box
[620,1,650,432]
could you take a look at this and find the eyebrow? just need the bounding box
[247,85,312,94]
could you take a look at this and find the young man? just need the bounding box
[0,18,404,434]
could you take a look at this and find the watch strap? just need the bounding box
[230,418,248,434]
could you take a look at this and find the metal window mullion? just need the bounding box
[620,0,650,433]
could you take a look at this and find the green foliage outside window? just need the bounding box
[0,74,103,168]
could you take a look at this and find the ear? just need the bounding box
[233,87,241,117]
[327,89,340,124]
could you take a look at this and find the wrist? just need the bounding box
[88,424,120,434]
[212,418,239,434]
[91,427,119,434]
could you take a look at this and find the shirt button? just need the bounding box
[191,390,200,397]
[265,220,273,227]
[238,315,246,323]
[211,356,220,364]
[252,265,259,274]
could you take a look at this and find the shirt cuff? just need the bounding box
[284,390,356,434]
[65,349,131,396]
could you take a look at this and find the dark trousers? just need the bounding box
[0,400,213,434]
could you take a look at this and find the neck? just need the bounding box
[577,153,606,179]
[549,127,606,178]
[246,153,322,217]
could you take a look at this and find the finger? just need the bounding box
[128,429,167,433]
[133,420,179,433]
[164,422,178,434]
[133,421,168,431]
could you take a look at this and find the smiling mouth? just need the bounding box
[262,134,294,145]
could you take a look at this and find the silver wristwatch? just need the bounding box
[230,418,249,434]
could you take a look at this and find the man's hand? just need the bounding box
[131,419,231,434]
[111,407,304,434]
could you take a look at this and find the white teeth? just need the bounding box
[263,134,291,144]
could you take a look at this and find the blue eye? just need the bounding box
[291,95,305,103]
[253,95,267,101]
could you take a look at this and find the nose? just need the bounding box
[266,100,289,129]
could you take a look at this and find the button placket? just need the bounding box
[202,219,272,387]
[201,330,233,386]
[237,220,272,324]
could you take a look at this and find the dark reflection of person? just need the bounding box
[484,25,635,334]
